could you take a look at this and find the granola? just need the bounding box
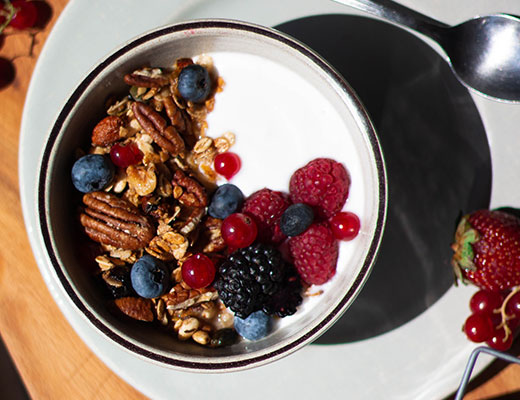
[75,56,236,347]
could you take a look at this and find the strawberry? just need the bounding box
[451,209,520,292]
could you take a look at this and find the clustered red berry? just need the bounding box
[0,1,50,90]
[462,288,520,351]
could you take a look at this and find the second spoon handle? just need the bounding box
[332,0,449,42]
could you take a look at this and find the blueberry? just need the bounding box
[234,310,272,341]
[177,64,211,103]
[208,184,244,219]
[71,154,114,193]
[130,255,170,298]
[280,203,314,237]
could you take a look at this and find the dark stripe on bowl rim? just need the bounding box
[38,19,387,371]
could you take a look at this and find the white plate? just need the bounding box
[20,0,520,399]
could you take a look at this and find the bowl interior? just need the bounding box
[39,20,386,371]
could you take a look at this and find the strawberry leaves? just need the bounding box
[451,215,479,285]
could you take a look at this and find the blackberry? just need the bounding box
[214,243,302,319]
[262,270,303,318]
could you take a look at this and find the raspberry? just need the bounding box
[241,188,291,244]
[289,158,350,219]
[288,222,338,285]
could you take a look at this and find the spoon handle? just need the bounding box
[333,0,449,42]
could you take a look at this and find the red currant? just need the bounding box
[181,253,216,289]
[486,326,513,351]
[221,213,257,248]
[9,1,38,30]
[329,211,361,241]
[463,313,494,343]
[110,142,143,168]
[469,290,503,315]
[0,57,15,89]
[505,291,520,318]
[489,311,502,327]
[214,152,241,180]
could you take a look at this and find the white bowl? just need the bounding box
[38,19,387,372]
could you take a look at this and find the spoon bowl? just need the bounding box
[334,0,520,102]
[444,14,520,101]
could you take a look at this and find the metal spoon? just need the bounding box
[333,0,520,102]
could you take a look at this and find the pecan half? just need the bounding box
[163,95,192,135]
[172,169,208,207]
[132,102,185,156]
[114,297,154,322]
[124,73,169,88]
[80,191,155,250]
[92,115,123,146]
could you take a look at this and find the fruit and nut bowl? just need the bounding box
[38,20,386,371]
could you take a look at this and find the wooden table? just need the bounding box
[0,1,519,399]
